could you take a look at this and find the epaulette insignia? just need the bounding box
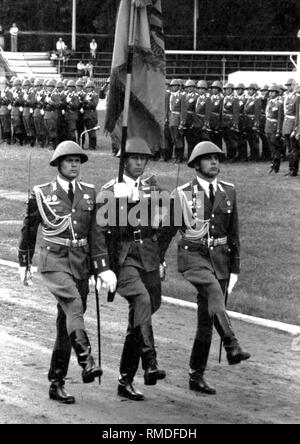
[80,181,95,188]
[36,182,50,188]
[177,182,190,191]
[102,179,116,190]
[220,180,234,187]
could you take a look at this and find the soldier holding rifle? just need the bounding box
[18,141,114,404]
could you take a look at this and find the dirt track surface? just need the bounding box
[0,264,299,424]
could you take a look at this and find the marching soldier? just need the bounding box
[283,78,299,176]
[95,137,171,401]
[32,79,47,148]
[82,80,99,150]
[44,79,60,149]
[11,77,25,145]
[171,141,250,395]
[209,81,223,150]
[244,83,261,161]
[22,78,36,147]
[18,141,110,404]
[0,76,12,144]
[65,80,80,142]
[265,84,284,174]
[167,79,186,163]
[221,83,239,160]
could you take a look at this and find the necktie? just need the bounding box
[68,182,74,204]
[209,183,215,206]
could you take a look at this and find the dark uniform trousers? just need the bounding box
[19,179,103,384]
[174,178,240,373]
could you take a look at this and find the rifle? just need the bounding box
[107,0,138,302]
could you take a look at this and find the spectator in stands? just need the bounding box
[10,23,19,52]
[56,37,66,59]
[85,61,93,78]
[77,60,86,78]
[90,39,98,59]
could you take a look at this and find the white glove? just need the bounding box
[159,262,167,281]
[99,270,117,294]
[89,275,101,291]
[228,273,238,295]
[113,182,132,199]
[19,266,33,286]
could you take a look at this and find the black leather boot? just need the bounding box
[70,329,102,383]
[118,374,144,401]
[189,370,216,395]
[214,312,251,365]
[49,381,75,404]
[138,324,166,386]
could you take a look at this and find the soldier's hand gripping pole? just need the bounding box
[94,274,102,384]
[218,281,229,364]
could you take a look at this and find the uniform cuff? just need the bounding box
[92,254,110,274]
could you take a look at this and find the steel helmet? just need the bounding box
[187,141,224,168]
[261,84,269,91]
[0,76,8,84]
[184,79,196,88]
[285,78,296,86]
[46,79,56,87]
[34,78,43,87]
[50,141,88,167]
[67,80,76,88]
[76,79,84,87]
[235,83,246,90]
[13,78,22,87]
[224,82,234,89]
[197,80,208,89]
[170,79,181,86]
[86,80,95,88]
[116,137,153,158]
[247,83,259,90]
[211,80,223,90]
[22,78,31,87]
[268,84,280,93]
[56,80,64,89]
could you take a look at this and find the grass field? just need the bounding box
[1,128,300,325]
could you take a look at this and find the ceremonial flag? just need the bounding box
[104,0,166,152]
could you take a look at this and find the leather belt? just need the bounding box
[198,236,227,247]
[44,236,88,248]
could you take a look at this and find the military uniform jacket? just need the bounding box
[244,94,261,129]
[93,176,173,275]
[0,88,13,116]
[221,94,239,128]
[194,93,212,128]
[236,94,247,130]
[44,91,60,118]
[18,178,103,280]
[282,92,299,135]
[11,87,24,116]
[174,178,240,280]
[83,91,99,117]
[265,97,283,134]
[209,93,223,129]
[168,91,187,126]
[182,91,198,127]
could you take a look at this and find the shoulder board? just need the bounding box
[80,181,95,188]
[102,179,116,190]
[36,182,50,188]
[220,180,235,187]
[177,181,190,191]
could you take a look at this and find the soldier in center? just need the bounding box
[95,137,172,401]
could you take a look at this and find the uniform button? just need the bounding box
[211,225,215,229]
[227,210,231,213]
[46,246,50,250]
[210,246,214,250]
[88,207,91,211]
[72,209,75,213]
[73,221,77,224]
[75,233,78,237]
[211,214,215,218]
[184,246,189,250]
[121,206,124,210]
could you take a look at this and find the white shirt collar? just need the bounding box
[196,176,217,198]
[123,174,140,189]
[57,175,76,194]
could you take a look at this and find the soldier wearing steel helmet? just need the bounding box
[209,80,224,149]
[32,79,47,148]
[95,137,172,401]
[259,85,271,161]
[265,84,284,174]
[55,80,68,144]
[65,80,80,142]
[11,77,25,145]
[192,80,212,155]
[22,78,36,146]
[18,140,110,404]
[82,80,99,150]
[180,79,199,159]
[0,76,13,144]
[44,79,60,149]
[169,141,250,395]
[244,83,261,161]
[283,78,299,176]
[234,83,247,161]
[167,79,187,163]
[221,82,240,161]
[76,78,86,146]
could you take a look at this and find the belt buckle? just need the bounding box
[71,240,78,248]
[207,237,214,248]
[133,229,142,243]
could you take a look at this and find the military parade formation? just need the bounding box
[0,76,99,151]
[165,77,300,176]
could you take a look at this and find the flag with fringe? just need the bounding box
[104,0,166,153]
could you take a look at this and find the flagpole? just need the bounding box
[118,0,137,183]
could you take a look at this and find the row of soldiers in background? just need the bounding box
[0,76,99,151]
[165,77,300,176]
